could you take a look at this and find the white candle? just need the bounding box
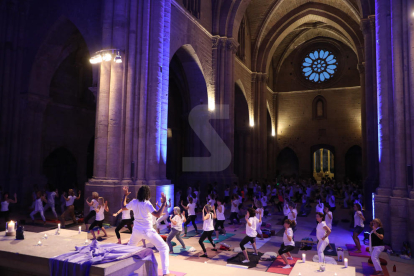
[58,223,61,231]
[302,253,306,262]
[79,226,81,233]
[38,240,42,246]
[7,221,14,232]
[344,258,348,268]
[44,234,48,239]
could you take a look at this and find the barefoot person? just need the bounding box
[84,192,99,230]
[214,199,226,240]
[61,189,81,228]
[44,189,58,220]
[369,218,385,275]
[316,212,331,263]
[198,204,217,258]
[89,197,109,240]
[156,198,172,234]
[30,191,47,225]
[353,203,365,253]
[279,219,295,269]
[323,205,334,252]
[124,186,172,276]
[113,197,133,244]
[181,197,198,237]
[166,207,187,253]
[240,208,262,263]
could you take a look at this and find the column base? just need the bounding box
[392,188,408,198]
[376,187,392,196]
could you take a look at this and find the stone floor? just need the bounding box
[3,203,414,276]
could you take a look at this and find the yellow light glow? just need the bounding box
[249,118,254,127]
[208,97,215,111]
[272,128,276,137]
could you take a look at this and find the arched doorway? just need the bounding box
[276,147,299,178]
[43,147,77,192]
[234,82,250,181]
[167,45,208,189]
[311,144,335,182]
[345,145,362,181]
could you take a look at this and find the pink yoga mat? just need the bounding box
[362,262,389,276]
[158,269,186,276]
[266,257,301,275]
[346,244,371,258]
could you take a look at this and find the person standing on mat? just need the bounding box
[253,197,264,240]
[61,189,81,228]
[240,208,262,263]
[30,191,47,225]
[124,186,172,276]
[89,197,109,240]
[181,197,198,237]
[1,193,17,223]
[167,207,187,254]
[323,205,334,252]
[113,197,133,244]
[353,203,365,253]
[369,218,385,275]
[229,195,240,225]
[316,212,331,263]
[198,204,217,258]
[279,219,296,269]
[214,198,226,240]
[287,202,297,227]
[84,192,99,231]
[156,198,172,234]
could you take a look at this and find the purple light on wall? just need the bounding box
[375,1,382,162]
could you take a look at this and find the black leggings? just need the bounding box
[89,219,103,230]
[214,220,225,231]
[199,230,215,253]
[184,215,197,234]
[84,210,96,225]
[240,235,256,250]
[115,219,133,239]
[278,243,295,255]
[229,212,240,224]
[276,202,283,212]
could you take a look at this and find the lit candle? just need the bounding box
[344,258,348,268]
[38,240,42,246]
[44,234,48,239]
[7,221,15,232]
[79,226,81,233]
[84,238,88,244]
[302,253,306,262]
[58,223,61,231]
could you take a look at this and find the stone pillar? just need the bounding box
[408,0,414,198]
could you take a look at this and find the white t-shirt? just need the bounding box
[96,206,105,221]
[188,203,196,216]
[122,209,131,220]
[283,204,290,216]
[126,199,156,229]
[90,199,98,211]
[203,213,214,231]
[283,227,295,246]
[329,195,336,207]
[288,209,297,223]
[316,202,324,213]
[316,221,328,241]
[35,198,43,211]
[246,217,259,237]
[1,201,9,211]
[172,215,183,231]
[216,205,225,220]
[66,196,75,206]
[261,196,267,207]
[231,200,239,213]
[47,192,56,204]
[325,211,333,229]
[354,211,364,227]
[256,208,263,221]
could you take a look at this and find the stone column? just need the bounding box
[408,0,414,199]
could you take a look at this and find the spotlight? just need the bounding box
[102,52,112,61]
[114,51,122,63]
[89,54,102,64]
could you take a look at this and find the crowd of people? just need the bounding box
[0,177,386,276]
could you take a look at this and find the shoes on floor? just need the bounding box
[282,265,292,269]
[287,257,293,260]
[212,248,218,251]
[200,254,208,258]
[242,260,250,263]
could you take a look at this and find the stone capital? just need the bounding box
[212,36,227,49]
[226,38,239,53]
[251,72,257,82]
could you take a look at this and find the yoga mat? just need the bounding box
[275,227,296,237]
[310,228,316,236]
[362,262,389,276]
[245,237,271,249]
[158,269,186,276]
[226,252,264,268]
[323,243,337,256]
[170,246,192,257]
[346,244,371,258]
[266,256,300,274]
[182,230,201,239]
[204,233,234,243]
[184,247,220,262]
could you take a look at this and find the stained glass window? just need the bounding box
[301,49,338,83]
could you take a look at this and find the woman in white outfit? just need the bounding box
[43,189,58,220]
[156,198,172,233]
[353,203,365,253]
[124,186,172,276]
[1,193,17,223]
[30,191,47,224]
[315,212,331,263]
[254,198,264,239]
[323,205,334,252]
[369,218,385,275]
